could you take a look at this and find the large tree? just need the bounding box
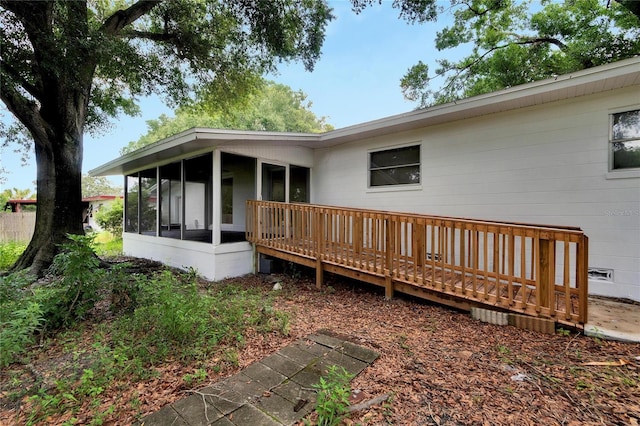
[0,0,333,275]
[397,0,640,107]
[121,79,334,154]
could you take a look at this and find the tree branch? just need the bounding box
[0,77,49,143]
[0,60,42,101]
[101,0,163,35]
[121,29,177,42]
[461,0,504,17]
[513,35,567,51]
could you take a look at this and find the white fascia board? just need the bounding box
[318,56,640,146]
[89,127,320,176]
[91,57,640,176]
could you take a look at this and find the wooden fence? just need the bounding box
[247,201,589,324]
[0,212,35,243]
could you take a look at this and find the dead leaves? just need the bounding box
[2,271,639,425]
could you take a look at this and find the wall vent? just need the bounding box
[588,267,614,282]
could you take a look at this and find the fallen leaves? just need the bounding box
[1,269,639,425]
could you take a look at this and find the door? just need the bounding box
[261,163,286,202]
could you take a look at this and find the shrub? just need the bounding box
[95,198,123,237]
[46,234,105,328]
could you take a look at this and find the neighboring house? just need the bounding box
[82,195,123,231]
[90,57,640,303]
[2,196,121,232]
[1,199,37,242]
[3,199,37,212]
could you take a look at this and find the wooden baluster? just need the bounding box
[563,237,571,321]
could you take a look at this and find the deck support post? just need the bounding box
[316,256,323,290]
[252,244,258,274]
[385,273,394,300]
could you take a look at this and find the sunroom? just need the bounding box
[93,128,316,280]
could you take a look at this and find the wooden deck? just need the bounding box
[246,201,589,325]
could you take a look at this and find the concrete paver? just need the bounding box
[140,331,379,426]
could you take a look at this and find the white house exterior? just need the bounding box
[82,195,123,231]
[91,57,640,302]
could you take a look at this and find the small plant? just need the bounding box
[397,333,411,354]
[590,327,604,345]
[183,368,208,387]
[556,327,571,336]
[382,393,395,423]
[497,344,511,355]
[313,365,354,426]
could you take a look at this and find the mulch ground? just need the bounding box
[1,266,639,425]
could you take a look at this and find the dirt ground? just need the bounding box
[588,296,640,337]
[1,267,639,425]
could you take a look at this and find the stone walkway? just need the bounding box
[140,331,379,426]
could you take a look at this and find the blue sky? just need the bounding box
[0,0,457,193]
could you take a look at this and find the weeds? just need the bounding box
[183,368,208,387]
[0,238,290,424]
[312,365,354,426]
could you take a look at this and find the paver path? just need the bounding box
[140,330,379,426]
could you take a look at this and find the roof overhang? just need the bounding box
[91,56,640,177]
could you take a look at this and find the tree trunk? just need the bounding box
[10,123,85,277]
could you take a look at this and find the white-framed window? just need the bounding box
[610,109,640,171]
[369,144,421,187]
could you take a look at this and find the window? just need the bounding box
[369,145,420,187]
[221,177,233,224]
[159,162,182,239]
[290,165,310,202]
[610,109,640,170]
[125,175,139,233]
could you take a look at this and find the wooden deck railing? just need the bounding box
[246,201,589,324]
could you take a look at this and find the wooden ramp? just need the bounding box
[247,201,588,326]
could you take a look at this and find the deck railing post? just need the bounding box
[384,215,395,299]
[315,207,324,290]
[577,235,589,323]
[538,237,556,313]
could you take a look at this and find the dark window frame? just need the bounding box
[610,109,640,171]
[368,144,421,187]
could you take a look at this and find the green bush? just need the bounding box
[95,198,123,237]
[47,234,105,328]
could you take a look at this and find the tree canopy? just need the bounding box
[0,0,333,275]
[82,175,122,198]
[398,0,640,107]
[0,188,35,212]
[121,80,334,155]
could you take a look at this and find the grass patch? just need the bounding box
[0,241,27,271]
[92,232,122,256]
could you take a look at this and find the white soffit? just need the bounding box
[90,56,640,176]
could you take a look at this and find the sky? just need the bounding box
[0,0,458,194]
